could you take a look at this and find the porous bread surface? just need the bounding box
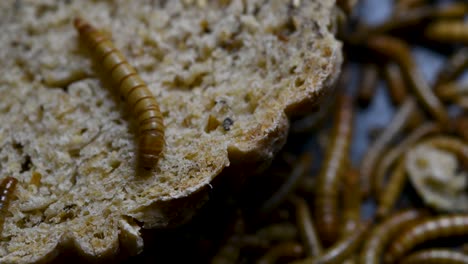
[0,0,341,263]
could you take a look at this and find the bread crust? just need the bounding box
[0,0,342,262]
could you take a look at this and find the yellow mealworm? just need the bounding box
[374,122,439,195]
[360,209,427,264]
[434,48,468,89]
[360,98,415,197]
[315,94,353,246]
[256,241,303,264]
[290,195,322,257]
[400,249,468,264]
[74,18,165,170]
[366,35,449,125]
[425,21,468,45]
[436,82,468,101]
[357,64,379,107]
[383,63,408,105]
[0,177,18,236]
[341,168,361,237]
[385,215,468,263]
[376,158,406,218]
[290,223,368,264]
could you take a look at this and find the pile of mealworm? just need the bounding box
[115,0,468,264]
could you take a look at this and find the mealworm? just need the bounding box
[290,195,322,257]
[452,115,468,142]
[0,177,18,236]
[394,0,426,12]
[434,48,468,89]
[314,94,353,246]
[256,241,303,264]
[360,209,427,264]
[360,98,415,197]
[383,63,407,105]
[289,223,368,264]
[376,158,406,218]
[425,21,468,46]
[341,168,361,237]
[260,153,312,213]
[366,35,449,125]
[436,82,468,102]
[400,249,468,264]
[385,215,468,263]
[349,3,468,42]
[374,122,439,195]
[73,18,165,169]
[357,64,379,107]
[420,135,468,166]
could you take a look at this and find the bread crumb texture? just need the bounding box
[0,0,341,262]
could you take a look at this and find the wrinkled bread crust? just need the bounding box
[0,0,341,262]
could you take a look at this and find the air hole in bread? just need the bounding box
[295,77,305,87]
[20,155,33,173]
[205,115,220,133]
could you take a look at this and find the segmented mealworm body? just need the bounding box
[360,209,426,264]
[434,48,468,88]
[0,177,18,235]
[425,21,468,45]
[256,242,303,264]
[314,94,353,246]
[374,122,439,195]
[341,169,361,236]
[400,249,468,264]
[291,195,322,257]
[366,35,448,125]
[385,215,468,263]
[377,158,406,218]
[74,18,165,169]
[357,64,379,107]
[360,98,415,196]
[383,63,407,105]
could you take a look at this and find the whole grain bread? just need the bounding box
[0,0,342,263]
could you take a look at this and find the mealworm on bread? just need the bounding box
[73,17,165,170]
[385,215,468,263]
[0,177,18,236]
[314,94,354,246]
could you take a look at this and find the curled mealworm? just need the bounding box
[256,241,303,264]
[434,48,468,88]
[289,223,368,264]
[374,122,440,195]
[383,63,408,105]
[260,153,312,213]
[366,35,449,125]
[357,64,379,107]
[290,195,322,257]
[376,158,406,218]
[314,94,354,246]
[360,209,427,264]
[0,177,18,236]
[385,215,468,263]
[360,97,415,197]
[400,248,468,264]
[341,168,361,237]
[425,20,468,46]
[74,18,165,170]
[421,135,468,163]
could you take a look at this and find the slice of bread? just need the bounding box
[0,0,342,262]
